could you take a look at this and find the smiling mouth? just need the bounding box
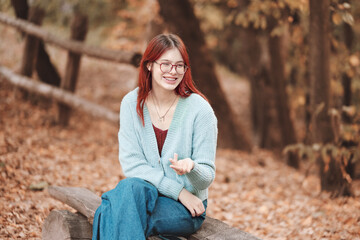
[163,76,177,81]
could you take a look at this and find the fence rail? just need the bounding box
[0,65,119,123]
[0,12,141,66]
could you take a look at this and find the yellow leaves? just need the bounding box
[233,0,305,32]
[342,106,357,117]
[227,0,238,8]
[271,24,287,37]
[29,181,49,191]
[342,12,354,25]
[349,55,360,67]
[332,2,354,26]
[332,12,342,25]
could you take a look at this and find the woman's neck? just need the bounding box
[151,88,176,104]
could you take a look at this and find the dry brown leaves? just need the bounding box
[1,25,360,240]
[1,79,360,240]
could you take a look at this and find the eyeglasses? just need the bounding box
[154,61,188,74]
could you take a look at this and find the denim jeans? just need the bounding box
[92,178,207,240]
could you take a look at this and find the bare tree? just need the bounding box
[157,0,252,151]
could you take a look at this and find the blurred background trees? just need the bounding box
[1,0,359,196]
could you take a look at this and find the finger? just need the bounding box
[190,208,196,217]
[169,166,184,175]
[199,204,205,215]
[186,162,192,173]
[174,153,178,161]
[170,165,183,171]
[195,206,204,216]
[169,158,176,165]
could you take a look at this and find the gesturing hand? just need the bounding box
[169,153,194,175]
[178,188,205,217]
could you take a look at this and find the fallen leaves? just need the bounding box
[0,24,359,240]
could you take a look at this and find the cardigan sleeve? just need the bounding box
[186,102,218,190]
[118,98,184,200]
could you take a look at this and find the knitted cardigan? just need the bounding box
[118,88,218,201]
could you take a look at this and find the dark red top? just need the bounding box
[153,124,168,156]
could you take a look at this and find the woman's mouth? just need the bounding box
[163,76,178,84]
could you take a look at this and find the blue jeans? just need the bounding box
[92,178,207,240]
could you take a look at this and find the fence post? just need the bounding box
[19,6,44,98]
[57,13,88,126]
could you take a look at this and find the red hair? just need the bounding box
[136,33,207,125]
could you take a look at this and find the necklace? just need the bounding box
[151,92,177,122]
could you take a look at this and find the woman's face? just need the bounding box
[149,48,185,92]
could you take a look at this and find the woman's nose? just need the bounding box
[169,66,177,75]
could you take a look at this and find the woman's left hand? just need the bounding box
[169,153,194,175]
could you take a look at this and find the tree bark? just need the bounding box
[309,0,334,144]
[45,186,262,240]
[19,6,44,78]
[341,19,354,123]
[157,0,252,150]
[11,0,61,87]
[309,0,352,196]
[36,41,61,86]
[268,32,299,167]
[58,14,88,126]
[11,0,28,21]
[268,17,300,168]
[268,30,297,146]
[318,149,352,197]
[42,210,93,240]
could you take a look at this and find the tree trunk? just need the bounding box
[241,27,281,149]
[11,0,28,21]
[309,0,334,144]
[309,0,352,196]
[341,19,354,123]
[58,14,88,126]
[157,0,252,151]
[19,6,44,78]
[268,32,299,167]
[42,210,93,240]
[36,41,61,86]
[318,149,352,197]
[11,0,61,87]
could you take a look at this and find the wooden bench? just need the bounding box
[42,186,262,240]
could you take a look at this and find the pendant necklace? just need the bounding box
[152,92,177,122]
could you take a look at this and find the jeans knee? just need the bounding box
[117,178,155,196]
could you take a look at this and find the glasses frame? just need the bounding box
[154,61,188,75]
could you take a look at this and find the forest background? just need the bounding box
[0,0,360,239]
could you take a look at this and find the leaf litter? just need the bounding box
[0,25,359,240]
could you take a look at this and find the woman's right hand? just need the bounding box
[178,188,205,217]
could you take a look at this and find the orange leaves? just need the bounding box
[331,2,354,26]
[208,148,360,239]
[233,0,306,32]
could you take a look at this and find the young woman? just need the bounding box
[92,33,218,239]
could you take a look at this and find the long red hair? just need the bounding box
[136,33,207,125]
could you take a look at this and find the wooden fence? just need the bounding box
[0,9,141,125]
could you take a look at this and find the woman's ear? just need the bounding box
[146,63,152,72]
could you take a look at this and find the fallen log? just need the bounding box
[0,12,141,66]
[0,65,119,123]
[44,185,262,240]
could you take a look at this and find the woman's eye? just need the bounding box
[177,64,184,68]
[162,63,171,67]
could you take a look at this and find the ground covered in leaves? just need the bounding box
[1,26,360,240]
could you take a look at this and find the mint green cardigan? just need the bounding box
[118,88,218,201]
